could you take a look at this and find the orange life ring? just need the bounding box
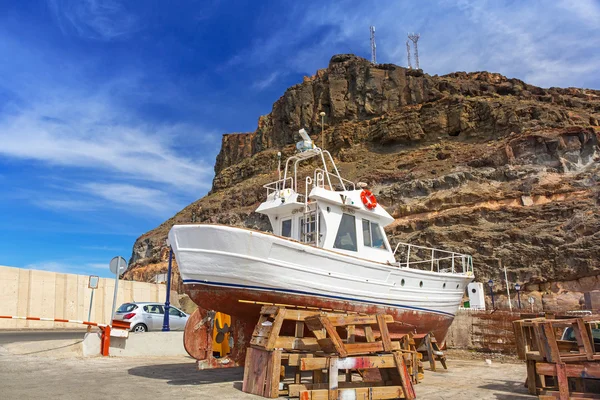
[360,189,377,210]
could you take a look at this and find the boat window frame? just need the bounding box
[333,213,358,252]
[362,219,388,250]
[281,218,292,238]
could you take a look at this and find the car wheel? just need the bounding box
[132,324,148,333]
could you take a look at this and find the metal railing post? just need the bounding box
[406,245,411,268]
[430,249,434,271]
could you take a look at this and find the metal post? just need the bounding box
[162,248,173,331]
[110,258,121,324]
[488,279,495,309]
[504,264,512,312]
[320,112,326,150]
[517,291,522,309]
[88,289,94,322]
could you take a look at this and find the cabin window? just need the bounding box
[281,219,292,238]
[362,220,386,249]
[334,213,357,251]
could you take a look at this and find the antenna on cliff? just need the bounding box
[370,26,377,64]
[406,40,412,69]
[408,33,420,69]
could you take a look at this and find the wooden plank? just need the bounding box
[242,347,272,396]
[394,351,415,400]
[260,305,280,315]
[313,368,324,384]
[274,336,320,352]
[252,323,273,338]
[328,356,338,400]
[513,321,526,360]
[265,309,286,350]
[425,334,436,372]
[540,322,561,363]
[535,361,600,379]
[377,314,393,352]
[539,393,600,400]
[346,324,355,344]
[295,321,305,338]
[526,360,538,395]
[264,349,282,398]
[364,325,375,342]
[288,382,388,397]
[299,386,405,400]
[576,318,594,360]
[555,363,569,400]
[344,341,402,355]
[319,316,348,357]
[301,355,398,370]
[325,314,394,326]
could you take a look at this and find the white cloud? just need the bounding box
[225,0,600,89]
[252,72,281,91]
[80,182,183,216]
[23,261,112,276]
[48,0,139,40]
[0,94,213,191]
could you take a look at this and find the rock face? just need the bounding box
[125,55,600,310]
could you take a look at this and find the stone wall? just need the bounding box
[0,265,166,329]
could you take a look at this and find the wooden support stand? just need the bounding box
[242,306,423,399]
[413,333,447,372]
[513,316,600,399]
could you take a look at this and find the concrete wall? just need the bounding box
[0,265,166,329]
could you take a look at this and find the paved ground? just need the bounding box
[0,330,86,345]
[0,339,533,400]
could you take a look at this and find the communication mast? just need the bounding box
[406,40,412,69]
[408,33,420,69]
[370,26,377,64]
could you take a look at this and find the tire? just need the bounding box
[132,323,148,333]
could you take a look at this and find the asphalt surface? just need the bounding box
[0,330,87,345]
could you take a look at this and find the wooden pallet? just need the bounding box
[242,306,423,399]
[513,316,600,399]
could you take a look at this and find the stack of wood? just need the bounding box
[242,305,424,399]
[513,316,600,399]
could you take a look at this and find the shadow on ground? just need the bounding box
[128,363,244,386]
[478,379,532,398]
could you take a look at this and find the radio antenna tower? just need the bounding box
[370,26,377,64]
[406,40,412,69]
[408,33,420,69]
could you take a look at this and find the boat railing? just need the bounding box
[313,169,356,191]
[393,242,474,275]
[263,177,294,197]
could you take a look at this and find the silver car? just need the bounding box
[114,302,189,332]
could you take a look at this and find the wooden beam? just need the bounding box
[299,386,405,400]
[535,361,600,379]
[377,314,393,352]
[301,355,398,371]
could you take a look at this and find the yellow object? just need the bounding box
[212,312,231,357]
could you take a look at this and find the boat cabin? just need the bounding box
[256,129,396,264]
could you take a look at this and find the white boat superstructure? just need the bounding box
[169,128,475,321]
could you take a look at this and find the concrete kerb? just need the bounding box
[83,331,187,357]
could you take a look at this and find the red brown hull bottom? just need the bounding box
[183,283,454,368]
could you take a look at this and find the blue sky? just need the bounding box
[0,0,599,278]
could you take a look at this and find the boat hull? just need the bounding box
[184,282,455,340]
[168,224,473,365]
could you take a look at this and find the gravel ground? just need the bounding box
[0,339,533,399]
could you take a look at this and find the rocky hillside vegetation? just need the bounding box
[124,54,600,309]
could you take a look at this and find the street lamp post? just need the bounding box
[487,279,495,309]
[514,283,522,309]
[162,247,173,332]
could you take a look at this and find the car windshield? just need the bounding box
[116,303,137,313]
[563,327,600,342]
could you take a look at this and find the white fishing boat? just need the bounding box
[168,128,474,365]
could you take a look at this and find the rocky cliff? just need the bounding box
[125,54,600,310]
